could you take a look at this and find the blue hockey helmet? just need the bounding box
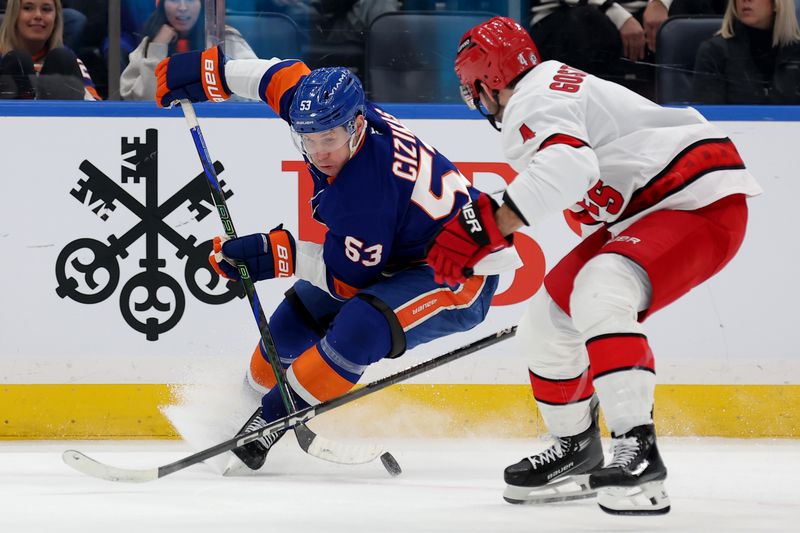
[289,67,366,135]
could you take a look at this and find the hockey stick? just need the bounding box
[176,100,392,470]
[62,326,516,482]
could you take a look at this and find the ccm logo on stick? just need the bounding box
[204,59,226,102]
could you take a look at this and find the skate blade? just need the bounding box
[504,475,597,505]
[597,480,671,515]
[222,454,257,477]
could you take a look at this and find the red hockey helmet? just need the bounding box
[455,16,540,107]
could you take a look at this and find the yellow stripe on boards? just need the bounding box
[1,384,798,439]
[0,385,178,439]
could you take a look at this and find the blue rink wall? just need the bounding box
[0,102,797,439]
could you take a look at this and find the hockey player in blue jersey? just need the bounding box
[155,46,520,470]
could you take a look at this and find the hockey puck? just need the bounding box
[380,452,402,477]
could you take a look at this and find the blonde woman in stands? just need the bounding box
[693,0,800,103]
[0,0,99,99]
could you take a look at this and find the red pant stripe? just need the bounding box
[528,368,595,405]
[587,334,655,379]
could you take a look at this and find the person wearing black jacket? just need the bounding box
[692,0,800,103]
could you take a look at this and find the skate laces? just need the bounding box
[244,415,268,433]
[527,435,569,468]
[243,415,283,448]
[607,436,640,468]
[263,429,283,447]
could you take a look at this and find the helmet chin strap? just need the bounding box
[475,101,502,132]
[468,83,502,132]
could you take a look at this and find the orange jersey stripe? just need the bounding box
[332,276,361,299]
[395,275,487,330]
[84,85,101,101]
[265,61,311,115]
[290,345,355,402]
[248,343,278,390]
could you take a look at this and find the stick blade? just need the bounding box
[297,427,384,465]
[62,450,159,483]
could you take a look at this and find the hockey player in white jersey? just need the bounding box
[425,17,762,515]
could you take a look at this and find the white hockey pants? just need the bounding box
[518,253,656,436]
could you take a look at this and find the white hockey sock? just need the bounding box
[593,369,655,435]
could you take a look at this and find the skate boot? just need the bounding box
[589,423,670,515]
[224,409,286,474]
[503,396,604,504]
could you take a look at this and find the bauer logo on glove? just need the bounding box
[155,45,231,108]
[459,203,489,242]
[426,193,512,286]
[209,225,297,282]
[203,57,227,102]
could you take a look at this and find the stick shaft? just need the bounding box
[180,100,296,412]
[157,326,516,477]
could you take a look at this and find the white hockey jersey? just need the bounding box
[501,61,763,236]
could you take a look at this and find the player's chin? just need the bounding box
[315,163,340,176]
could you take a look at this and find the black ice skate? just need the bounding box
[588,423,670,515]
[503,396,604,504]
[224,409,286,475]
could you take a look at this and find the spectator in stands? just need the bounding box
[643,1,671,53]
[644,0,729,52]
[525,0,658,98]
[120,0,257,101]
[0,0,87,49]
[0,0,99,99]
[527,0,725,99]
[225,1,398,77]
[61,1,110,98]
[313,1,398,47]
[305,0,399,78]
[527,1,652,69]
[692,0,800,103]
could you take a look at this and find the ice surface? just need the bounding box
[1,437,798,533]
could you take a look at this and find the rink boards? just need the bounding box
[1,102,797,439]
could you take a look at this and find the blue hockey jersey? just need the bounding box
[246,59,482,299]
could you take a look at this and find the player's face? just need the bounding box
[165,0,202,34]
[736,0,775,30]
[16,0,56,51]
[297,116,365,176]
